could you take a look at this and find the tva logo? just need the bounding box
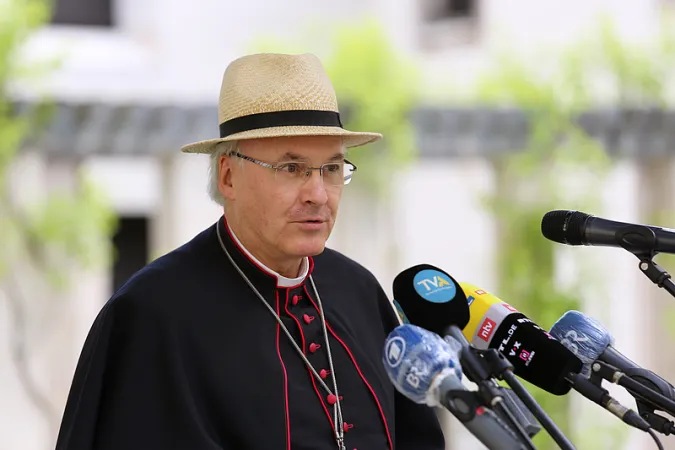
[416,275,451,291]
[413,269,457,303]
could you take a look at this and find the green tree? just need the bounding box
[321,19,420,197]
[472,15,675,450]
[0,0,116,443]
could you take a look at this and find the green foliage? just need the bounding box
[322,20,420,196]
[249,18,421,197]
[0,0,117,289]
[476,59,610,448]
[471,15,675,450]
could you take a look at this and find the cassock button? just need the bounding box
[319,369,330,379]
[309,343,321,353]
[303,314,315,324]
[327,394,337,405]
[343,423,354,433]
[292,295,300,305]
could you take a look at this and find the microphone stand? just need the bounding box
[444,327,538,450]
[636,406,674,436]
[445,326,573,450]
[614,226,675,435]
[591,361,675,435]
[617,225,675,299]
[635,256,675,300]
[481,349,577,450]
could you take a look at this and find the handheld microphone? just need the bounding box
[460,282,582,396]
[541,210,675,255]
[383,324,530,450]
[551,311,675,432]
[392,264,470,333]
[383,323,462,406]
[393,265,575,449]
[460,284,652,432]
[392,266,494,384]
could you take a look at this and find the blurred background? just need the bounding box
[3,0,675,449]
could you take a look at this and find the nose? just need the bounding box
[299,169,328,205]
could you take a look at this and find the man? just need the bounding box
[55,53,446,450]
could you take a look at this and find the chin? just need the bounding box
[288,239,327,257]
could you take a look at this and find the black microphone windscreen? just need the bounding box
[392,264,470,335]
[489,312,583,395]
[541,210,589,245]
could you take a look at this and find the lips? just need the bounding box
[295,219,326,230]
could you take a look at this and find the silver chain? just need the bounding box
[216,224,346,449]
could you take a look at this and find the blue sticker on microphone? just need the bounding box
[413,269,457,303]
[392,299,410,324]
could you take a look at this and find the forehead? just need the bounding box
[239,135,345,160]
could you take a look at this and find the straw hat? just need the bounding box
[180,53,383,154]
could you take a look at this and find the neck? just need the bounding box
[225,215,303,279]
[268,259,302,279]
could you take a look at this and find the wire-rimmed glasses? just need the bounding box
[230,152,357,187]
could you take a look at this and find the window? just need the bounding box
[51,0,114,27]
[419,0,480,50]
[111,216,148,294]
[422,0,476,21]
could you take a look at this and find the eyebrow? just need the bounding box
[278,152,345,163]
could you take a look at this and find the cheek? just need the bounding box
[328,191,342,217]
[264,189,298,221]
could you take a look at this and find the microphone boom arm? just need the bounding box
[481,349,578,450]
[591,360,675,435]
[442,387,531,450]
[617,225,675,300]
[445,326,576,450]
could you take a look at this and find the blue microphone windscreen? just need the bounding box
[383,324,462,406]
[549,310,613,372]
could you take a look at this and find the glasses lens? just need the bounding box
[343,162,355,185]
[275,162,305,180]
[320,163,344,186]
[274,162,355,187]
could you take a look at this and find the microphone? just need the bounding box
[393,265,575,449]
[550,311,675,433]
[392,264,470,334]
[541,210,675,255]
[383,323,531,450]
[393,265,495,382]
[460,284,652,432]
[541,210,675,302]
[460,282,582,396]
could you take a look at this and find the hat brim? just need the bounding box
[180,125,382,154]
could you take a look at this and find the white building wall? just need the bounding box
[3,1,673,449]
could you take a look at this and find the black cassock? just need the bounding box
[55,216,446,450]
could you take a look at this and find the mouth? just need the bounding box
[297,218,327,224]
[294,219,328,228]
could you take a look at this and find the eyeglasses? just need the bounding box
[229,151,357,187]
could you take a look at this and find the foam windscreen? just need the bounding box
[462,283,583,396]
[392,264,470,335]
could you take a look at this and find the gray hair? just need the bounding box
[207,141,242,207]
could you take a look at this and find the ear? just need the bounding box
[218,154,236,202]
